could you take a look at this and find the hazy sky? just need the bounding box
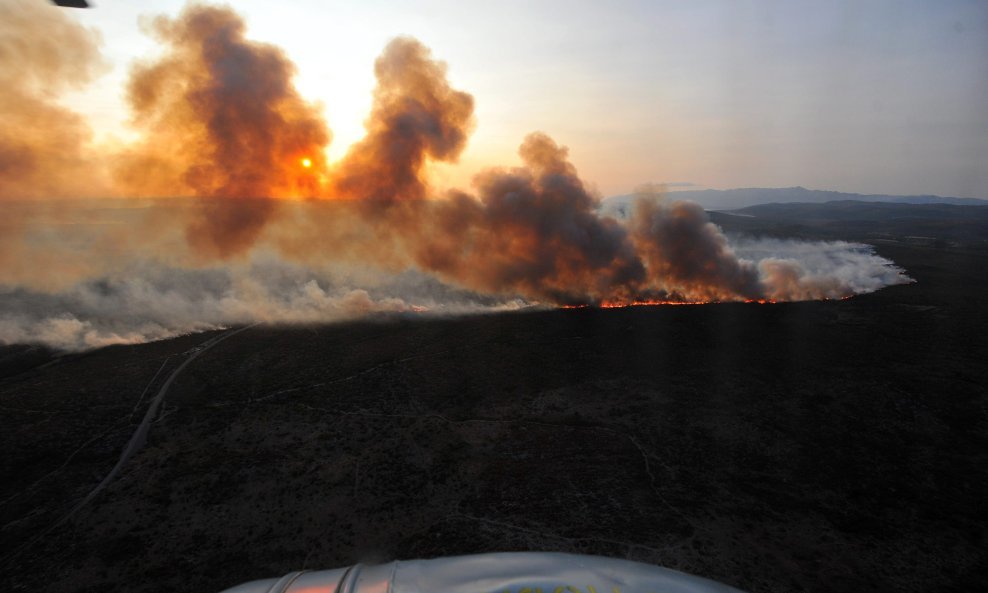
[62,0,988,198]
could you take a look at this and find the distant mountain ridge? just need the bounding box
[732,200,988,221]
[706,200,988,248]
[602,186,988,215]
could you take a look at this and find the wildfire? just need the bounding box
[300,157,313,168]
[601,300,709,308]
[561,298,779,310]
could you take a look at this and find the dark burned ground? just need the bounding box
[1,243,986,593]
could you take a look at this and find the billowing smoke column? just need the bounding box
[0,2,913,350]
[284,30,769,304]
[329,37,474,201]
[118,4,330,256]
[404,134,647,304]
[630,197,763,302]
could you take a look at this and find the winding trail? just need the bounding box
[64,324,257,517]
[1,324,255,566]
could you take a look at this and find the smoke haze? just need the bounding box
[0,1,913,350]
[0,257,526,351]
[0,0,108,199]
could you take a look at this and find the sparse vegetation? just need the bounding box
[1,220,986,593]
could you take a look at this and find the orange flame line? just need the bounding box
[561,298,780,310]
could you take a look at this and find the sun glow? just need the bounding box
[300,157,312,168]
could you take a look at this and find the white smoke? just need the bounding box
[0,257,531,351]
[730,237,913,300]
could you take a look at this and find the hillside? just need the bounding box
[1,235,986,593]
[710,201,988,248]
[602,187,988,215]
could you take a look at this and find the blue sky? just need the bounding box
[63,0,988,198]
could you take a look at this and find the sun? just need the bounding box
[300,157,312,168]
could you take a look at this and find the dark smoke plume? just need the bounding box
[629,193,762,301]
[404,133,646,304]
[329,37,475,201]
[117,4,330,256]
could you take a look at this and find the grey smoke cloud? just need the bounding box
[629,198,762,302]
